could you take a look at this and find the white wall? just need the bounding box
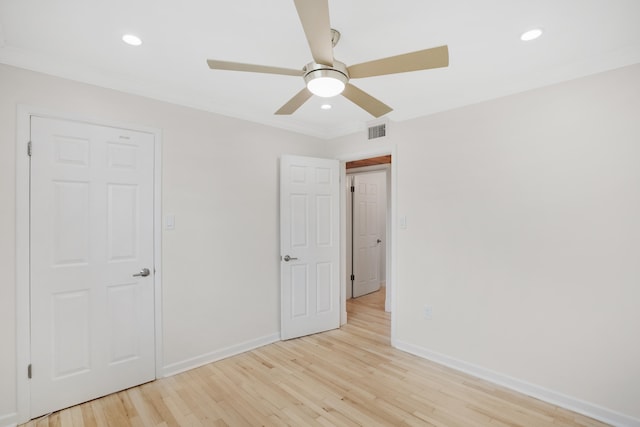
[0,64,326,423]
[328,64,640,424]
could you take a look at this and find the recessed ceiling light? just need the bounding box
[320,104,332,110]
[122,34,142,46]
[520,29,543,41]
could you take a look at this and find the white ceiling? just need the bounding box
[1,0,639,139]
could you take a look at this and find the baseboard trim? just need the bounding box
[162,333,280,378]
[0,412,17,427]
[395,341,639,427]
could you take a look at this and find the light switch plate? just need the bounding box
[165,214,175,230]
[399,215,408,229]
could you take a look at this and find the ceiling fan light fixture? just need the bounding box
[304,62,349,98]
[305,72,347,97]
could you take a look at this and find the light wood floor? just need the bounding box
[23,289,608,427]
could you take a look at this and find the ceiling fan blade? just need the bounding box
[293,0,334,66]
[342,83,392,118]
[347,45,449,79]
[275,88,313,115]
[207,59,303,76]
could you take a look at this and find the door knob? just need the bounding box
[283,255,298,262]
[133,268,151,277]
[377,239,382,244]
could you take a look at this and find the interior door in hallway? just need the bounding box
[29,116,156,417]
[280,155,340,340]
[352,173,382,298]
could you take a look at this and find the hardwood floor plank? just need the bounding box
[21,288,610,427]
[79,402,98,427]
[68,406,82,427]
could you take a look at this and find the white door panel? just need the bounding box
[30,117,155,417]
[353,174,382,298]
[281,155,340,340]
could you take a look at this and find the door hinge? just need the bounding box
[350,274,355,281]
[350,185,355,192]
[28,364,32,379]
[27,141,32,157]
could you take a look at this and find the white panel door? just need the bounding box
[30,116,155,417]
[280,155,340,340]
[353,174,381,298]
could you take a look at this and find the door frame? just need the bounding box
[15,105,164,423]
[337,146,397,346]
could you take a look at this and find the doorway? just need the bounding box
[340,151,395,335]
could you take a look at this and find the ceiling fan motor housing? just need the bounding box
[303,60,349,82]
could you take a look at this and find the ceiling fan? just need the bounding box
[206,0,449,117]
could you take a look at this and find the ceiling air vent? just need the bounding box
[366,119,390,141]
[368,123,386,140]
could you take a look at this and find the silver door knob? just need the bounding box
[283,255,298,262]
[133,268,150,277]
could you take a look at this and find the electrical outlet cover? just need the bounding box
[423,305,433,320]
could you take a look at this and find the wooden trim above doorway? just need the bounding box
[346,155,391,169]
